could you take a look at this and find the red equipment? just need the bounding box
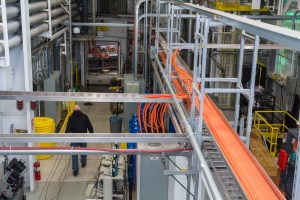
[34,161,41,181]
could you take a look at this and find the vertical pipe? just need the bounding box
[135,0,148,81]
[92,0,96,35]
[155,0,160,55]
[118,42,121,75]
[82,0,88,33]
[197,19,209,141]
[186,153,192,200]
[144,0,148,83]
[167,4,173,82]
[20,0,35,192]
[190,14,200,129]
[186,0,194,67]
[233,32,245,131]
[177,9,182,43]
[69,0,73,89]
[245,35,260,147]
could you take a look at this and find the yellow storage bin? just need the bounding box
[34,117,56,160]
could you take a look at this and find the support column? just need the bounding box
[20,0,35,192]
[233,32,245,131]
[245,35,260,147]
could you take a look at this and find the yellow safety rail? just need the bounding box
[59,101,75,133]
[208,0,269,12]
[254,110,298,157]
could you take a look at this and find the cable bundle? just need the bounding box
[137,103,169,133]
[157,49,284,200]
[88,40,109,58]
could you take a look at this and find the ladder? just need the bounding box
[202,140,246,200]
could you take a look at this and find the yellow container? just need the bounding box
[34,117,56,160]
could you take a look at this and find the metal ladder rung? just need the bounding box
[206,147,218,150]
[227,187,241,191]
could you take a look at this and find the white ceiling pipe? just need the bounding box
[30,14,69,37]
[30,3,77,25]
[28,0,65,13]
[0,6,20,20]
[0,0,66,20]
[0,5,71,36]
[0,10,78,54]
[0,21,20,35]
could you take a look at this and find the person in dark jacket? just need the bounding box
[66,105,94,176]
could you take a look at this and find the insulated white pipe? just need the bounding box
[0,0,65,20]
[30,14,69,37]
[0,10,77,54]
[28,0,64,13]
[0,6,69,35]
[0,6,19,20]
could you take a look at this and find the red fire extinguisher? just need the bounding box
[34,161,41,181]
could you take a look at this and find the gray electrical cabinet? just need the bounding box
[137,143,169,200]
[43,71,62,124]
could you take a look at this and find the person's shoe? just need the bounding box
[73,171,78,176]
[82,163,86,168]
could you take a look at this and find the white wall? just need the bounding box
[0,47,33,188]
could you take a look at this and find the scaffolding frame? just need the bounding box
[1,0,300,199]
[134,0,300,199]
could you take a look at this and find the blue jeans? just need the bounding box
[70,143,87,172]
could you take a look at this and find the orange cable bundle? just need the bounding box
[157,49,284,199]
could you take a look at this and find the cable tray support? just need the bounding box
[202,141,246,199]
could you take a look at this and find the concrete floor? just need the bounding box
[25,100,114,200]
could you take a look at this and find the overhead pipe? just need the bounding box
[0,146,192,155]
[0,5,75,36]
[0,0,66,20]
[0,10,78,54]
[29,0,66,13]
[30,14,69,37]
[0,6,19,20]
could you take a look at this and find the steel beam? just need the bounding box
[0,133,189,143]
[0,91,174,103]
[0,148,191,155]
[180,3,300,51]
[71,22,134,27]
[164,170,196,176]
[172,43,291,50]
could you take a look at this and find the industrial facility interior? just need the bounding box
[1,0,300,200]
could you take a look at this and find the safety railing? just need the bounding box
[254,110,298,157]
